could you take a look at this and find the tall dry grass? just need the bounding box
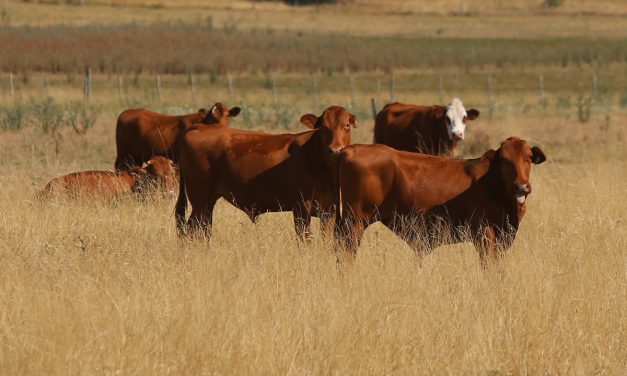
[0,92,625,373]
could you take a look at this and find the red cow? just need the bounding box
[115,103,240,170]
[176,105,357,241]
[374,98,479,156]
[335,137,546,264]
[39,156,178,201]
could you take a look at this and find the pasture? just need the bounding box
[1,0,626,374]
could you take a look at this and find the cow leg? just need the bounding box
[293,206,313,242]
[319,211,335,239]
[187,201,216,240]
[335,210,367,264]
[475,226,503,267]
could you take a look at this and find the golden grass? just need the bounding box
[0,84,625,373]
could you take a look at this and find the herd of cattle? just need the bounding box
[40,98,546,263]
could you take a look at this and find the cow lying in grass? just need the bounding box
[39,156,178,201]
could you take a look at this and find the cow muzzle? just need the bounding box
[328,146,343,155]
[514,183,531,204]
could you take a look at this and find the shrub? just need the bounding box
[1,102,28,130]
[30,97,64,134]
[545,0,565,7]
[283,0,338,5]
[66,101,100,135]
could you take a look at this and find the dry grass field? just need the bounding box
[0,0,626,374]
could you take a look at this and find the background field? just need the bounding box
[0,0,626,374]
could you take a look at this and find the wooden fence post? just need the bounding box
[311,73,318,109]
[371,97,378,122]
[188,72,196,104]
[43,75,49,97]
[389,70,395,101]
[592,73,598,98]
[271,74,277,103]
[487,74,494,120]
[227,73,233,98]
[349,73,356,109]
[118,74,123,102]
[84,68,92,100]
[155,74,162,102]
[9,72,14,99]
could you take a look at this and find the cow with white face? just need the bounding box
[445,98,479,141]
[374,98,480,156]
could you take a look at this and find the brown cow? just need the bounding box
[114,103,241,170]
[373,98,479,156]
[175,105,357,241]
[335,137,546,264]
[39,156,178,201]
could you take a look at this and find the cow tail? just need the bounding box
[175,163,187,236]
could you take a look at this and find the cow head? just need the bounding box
[145,156,179,192]
[482,137,546,204]
[444,98,479,141]
[300,105,357,155]
[200,103,241,126]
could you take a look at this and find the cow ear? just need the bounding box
[229,107,241,118]
[481,149,497,163]
[466,109,480,121]
[211,104,224,120]
[300,114,318,129]
[349,114,358,128]
[531,146,546,164]
[198,108,207,115]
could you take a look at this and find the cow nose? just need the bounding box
[328,147,342,155]
[515,183,531,195]
[453,131,464,140]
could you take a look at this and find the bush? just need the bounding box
[30,97,64,134]
[1,102,28,130]
[283,0,338,5]
[66,101,100,135]
[545,0,565,8]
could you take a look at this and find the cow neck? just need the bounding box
[431,113,453,155]
[305,128,336,169]
[482,154,523,226]
[185,112,204,124]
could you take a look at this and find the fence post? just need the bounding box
[43,75,49,97]
[389,70,395,101]
[227,73,233,98]
[438,75,444,103]
[9,72,14,99]
[311,73,318,109]
[271,73,277,103]
[592,73,598,98]
[188,72,196,104]
[155,74,162,102]
[349,73,356,109]
[371,97,378,122]
[487,74,494,120]
[118,74,123,102]
[84,68,92,100]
